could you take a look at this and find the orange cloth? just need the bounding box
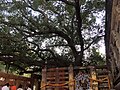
[11,86,17,90]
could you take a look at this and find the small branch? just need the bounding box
[23,0,48,22]
[46,44,70,47]
[59,0,75,6]
[27,41,56,58]
[84,35,104,51]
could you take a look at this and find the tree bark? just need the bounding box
[74,0,84,66]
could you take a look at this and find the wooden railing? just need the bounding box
[41,65,111,90]
[0,72,31,89]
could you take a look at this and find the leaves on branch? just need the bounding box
[0,0,105,74]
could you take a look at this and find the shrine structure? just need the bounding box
[41,65,111,90]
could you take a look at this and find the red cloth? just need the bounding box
[11,86,17,90]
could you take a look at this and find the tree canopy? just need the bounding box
[0,0,105,74]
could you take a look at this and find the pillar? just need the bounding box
[41,67,47,90]
[90,66,98,90]
[69,64,74,90]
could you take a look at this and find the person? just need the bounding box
[1,83,10,90]
[17,84,23,90]
[11,83,17,90]
[0,86,2,90]
[27,84,32,90]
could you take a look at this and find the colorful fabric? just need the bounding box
[2,86,9,90]
[11,86,17,90]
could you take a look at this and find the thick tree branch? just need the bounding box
[0,21,36,36]
[37,28,78,55]
[27,40,56,58]
[0,53,44,67]
[74,0,84,65]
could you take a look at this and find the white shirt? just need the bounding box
[2,86,9,90]
[17,88,23,90]
[27,87,32,90]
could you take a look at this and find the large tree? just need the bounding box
[0,0,105,74]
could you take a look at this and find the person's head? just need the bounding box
[28,84,31,88]
[18,84,22,88]
[5,83,9,87]
[11,82,16,86]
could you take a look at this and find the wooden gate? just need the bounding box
[41,65,111,90]
[41,65,74,90]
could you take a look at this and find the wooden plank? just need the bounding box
[46,65,107,71]
[47,67,68,71]
[74,65,108,70]
[69,65,74,90]
[46,86,68,88]
[47,72,68,77]
[47,77,68,80]
[41,67,47,90]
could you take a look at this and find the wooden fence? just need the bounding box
[0,71,31,89]
[40,65,111,90]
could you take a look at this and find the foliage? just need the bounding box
[85,47,105,66]
[0,0,105,74]
[0,62,5,71]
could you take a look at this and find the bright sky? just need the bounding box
[99,42,105,55]
[96,11,105,55]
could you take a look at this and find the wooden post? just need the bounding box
[33,78,38,90]
[108,71,112,89]
[69,64,74,90]
[55,68,59,90]
[90,66,98,90]
[41,67,47,90]
[31,74,35,90]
